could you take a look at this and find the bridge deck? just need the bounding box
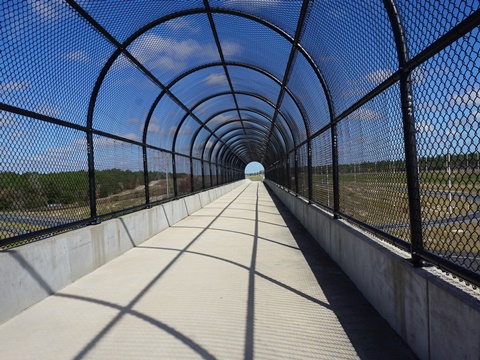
[0,182,416,359]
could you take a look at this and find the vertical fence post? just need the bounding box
[287,155,291,190]
[331,125,340,218]
[86,131,98,222]
[172,153,178,198]
[190,158,194,193]
[295,149,299,194]
[308,139,313,202]
[383,0,423,264]
[143,146,150,206]
[210,163,213,188]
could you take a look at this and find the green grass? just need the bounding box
[246,175,264,181]
[3,170,480,255]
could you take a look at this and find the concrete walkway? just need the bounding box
[0,182,416,359]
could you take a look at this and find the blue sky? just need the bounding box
[245,161,264,174]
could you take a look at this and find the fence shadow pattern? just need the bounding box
[0,1,479,285]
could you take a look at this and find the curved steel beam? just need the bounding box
[215,128,283,165]
[187,91,299,162]
[172,74,306,159]
[208,123,284,164]
[191,116,289,161]
[190,106,293,157]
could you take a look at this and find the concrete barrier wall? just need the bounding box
[0,180,246,325]
[264,180,480,360]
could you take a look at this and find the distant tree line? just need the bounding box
[0,169,189,211]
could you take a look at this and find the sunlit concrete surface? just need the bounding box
[0,182,416,359]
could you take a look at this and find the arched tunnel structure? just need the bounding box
[1,2,480,356]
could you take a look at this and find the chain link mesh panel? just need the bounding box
[171,66,230,109]
[192,158,203,192]
[147,149,174,203]
[1,0,114,126]
[301,1,397,115]
[94,136,145,216]
[209,0,302,38]
[203,161,212,189]
[0,114,89,247]
[213,13,291,81]
[76,0,203,43]
[311,130,333,209]
[175,155,191,196]
[297,144,308,197]
[337,85,410,242]
[413,27,480,273]
[397,0,479,57]
[288,151,296,192]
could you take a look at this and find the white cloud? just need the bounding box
[36,105,60,117]
[352,108,381,121]
[208,114,236,126]
[0,111,18,127]
[165,17,199,33]
[415,121,434,134]
[0,80,29,92]
[147,123,162,134]
[363,69,394,83]
[9,131,24,140]
[28,0,64,21]
[222,40,242,57]
[121,133,141,142]
[128,34,242,73]
[63,50,90,62]
[148,124,177,137]
[450,86,480,107]
[205,73,228,86]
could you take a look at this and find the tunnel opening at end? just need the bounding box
[245,162,265,181]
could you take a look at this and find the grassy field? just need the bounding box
[2,170,479,257]
[246,175,264,181]
[0,179,174,244]
[312,170,480,254]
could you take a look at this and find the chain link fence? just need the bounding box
[1,0,479,287]
[266,1,480,286]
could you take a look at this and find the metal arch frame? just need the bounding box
[191,90,302,159]
[84,5,332,152]
[190,114,290,161]
[215,129,284,167]
[215,133,269,163]
[216,117,288,151]
[216,130,271,159]
[3,1,474,286]
[199,103,294,166]
[206,91,298,142]
[382,0,422,265]
[217,126,284,163]
[206,119,285,165]
[219,138,269,168]
[203,0,255,161]
[143,60,307,150]
[193,119,283,163]
[76,2,335,212]
[260,0,312,198]
[198,107,295,149]
[174,90,295,162]
[167,64,310,156]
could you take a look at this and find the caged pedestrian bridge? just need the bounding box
[0,1,480,359]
